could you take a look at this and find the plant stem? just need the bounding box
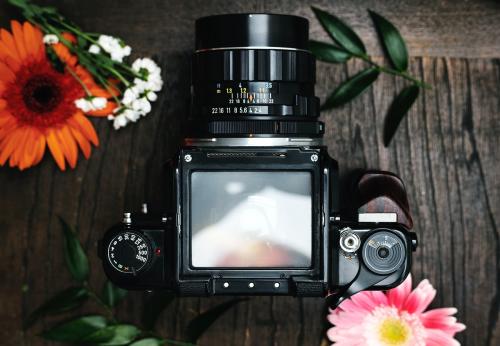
[56,19,99,45]
[356,54,432,89]
[87,290,117,323]
[65,64,92,96]
[96,74,122,106]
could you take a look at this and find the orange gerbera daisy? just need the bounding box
[0,21,116,170]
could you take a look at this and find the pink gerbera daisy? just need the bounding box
[327,275,466,346]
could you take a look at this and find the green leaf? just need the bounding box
[23,286,89,329]
[308,40,351,63]
[369,10,409,71]
[83,324,141,345]
[185,298,245,343]
[129,338,165,346]
[141,291,175,330]
[7,0,28,8]
[322,67,380,110]
[383,84,420,146]
[311,6,366,56]
[40,315,107,342]
[102,281,128,307]
[59,217,89,283]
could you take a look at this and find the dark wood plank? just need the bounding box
[0,1,498,346]
[2,0,500,58]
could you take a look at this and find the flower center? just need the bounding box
[22,75,62,113]
[378,317,410,345]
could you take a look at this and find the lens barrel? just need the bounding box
[189,14,322,139]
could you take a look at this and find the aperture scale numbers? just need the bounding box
[211,82,276,115]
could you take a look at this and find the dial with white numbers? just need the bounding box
[107,231,151,274]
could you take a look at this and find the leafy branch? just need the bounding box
[23,217,243,345]
[310,7,431,146]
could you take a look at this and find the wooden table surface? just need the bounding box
[0,0,499,345]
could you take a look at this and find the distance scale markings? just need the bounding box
[107,231,150,274]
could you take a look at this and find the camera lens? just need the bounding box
[362,230,406,274]
[189,14,322,140]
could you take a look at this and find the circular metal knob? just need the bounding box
[339,228,361,253]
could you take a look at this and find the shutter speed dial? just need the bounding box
[107,231,151,274]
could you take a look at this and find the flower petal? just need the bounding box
[56,126,78,169]
[404,279,436,313]
[18,128,39,170]
[387,273,412,309]
[0,61,15,83]
[0,114,18,139]
[22,22,41,58]
[46,129,66,170]
[10,21,28,61]
[425,329,460,346]
[0,28,20,61]
[0,130,20,165]
[69,126,91,159]
[422,307,458,319]
[68,113,99,146]
[9,126,31,168]
[32,134,46,165]
[350,291,383,311]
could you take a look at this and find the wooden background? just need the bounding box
[0,0,499,345]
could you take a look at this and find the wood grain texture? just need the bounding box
[2,0,500,58]
[0,0,499,345]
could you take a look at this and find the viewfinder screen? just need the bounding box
[190,171,312,268]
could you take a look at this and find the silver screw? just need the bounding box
[248,282,255,288]
[274,282,280,288]
[184,154,192,162]
[310,154,319,162]
[223,282,229,288]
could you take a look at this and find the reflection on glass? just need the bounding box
[191,171,312,268]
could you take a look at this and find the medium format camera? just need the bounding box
[99,14,417,307]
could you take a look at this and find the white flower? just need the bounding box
[75,97,107,113]
[122,45,132,56]
[123,108,140,122]
[146,91,157,102]
[43,34,59,45]
[122,87,141,105]
[97,35,131,62]
[132,58,160,74]
[97,35,116,52]
[91,97,107,110]
[88,44,101,54]
[113,114,129,130]
[75,98,92,112]
[131,98,151,116]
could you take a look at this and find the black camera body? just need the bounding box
[99,14,417,307]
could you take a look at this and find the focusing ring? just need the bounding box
[193,49,315,83]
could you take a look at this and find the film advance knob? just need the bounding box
[107,231,151,275]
